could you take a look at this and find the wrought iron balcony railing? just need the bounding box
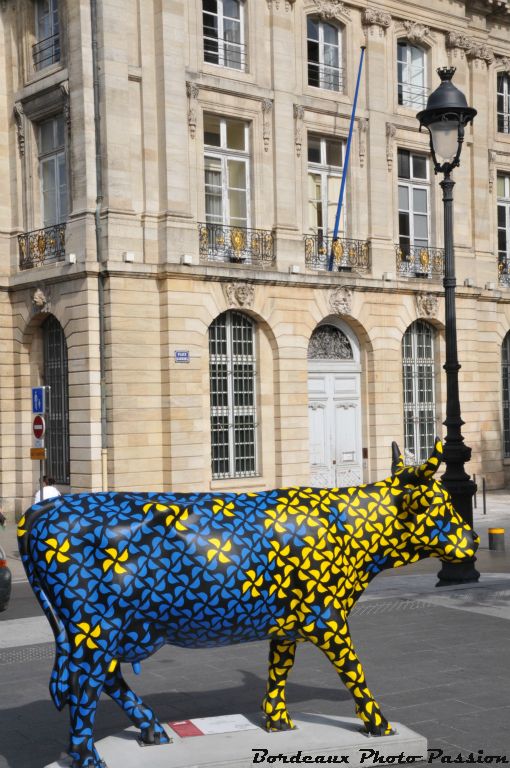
[304,234,370,272]
[198,223,275,266]
[18,224,66,270]
[32,33,61,70]
[308,63,344,92]
[396,244,444,279]
[203,33,247,71]
[397,82,429,110]
[499,256,510,286]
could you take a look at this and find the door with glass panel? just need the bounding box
[204,114,250,261]
[307,17,342,92]
[307,135,344,266]
[397,41,426,109]
[498,174,510,282]
[398,149,430,273]
[39,115,68,228]
[34,0,60,69]
[203,0,245,71]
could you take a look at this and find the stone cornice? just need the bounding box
[363,7,392,35]
[446,32,494,64]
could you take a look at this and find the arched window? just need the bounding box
[397,40,426,109]
[497,73,510,134]
[209,311,257,478]
[308,325,353,360]
[307,17,343,92]
[502,333,510,457]
[43,315,70,484]
[402,320,436,464]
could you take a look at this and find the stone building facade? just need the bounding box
[2,0,510,516]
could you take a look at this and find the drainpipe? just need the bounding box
[90,0,108,491]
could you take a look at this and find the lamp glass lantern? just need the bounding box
[417,67,477,173]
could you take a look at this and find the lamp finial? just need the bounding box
[437,67,456,82]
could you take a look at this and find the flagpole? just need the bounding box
[328,46,366,271]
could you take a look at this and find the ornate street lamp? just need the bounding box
[417,67,479,584]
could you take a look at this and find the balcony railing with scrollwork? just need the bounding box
[32,33,61,70]
[396,244,444,279]
[303,234,370,272]
[499,256,510,286]
[18,224,66,270]
[198,223,275,266]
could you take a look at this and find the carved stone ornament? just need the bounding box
[488,149,497,194]
[308,324,354,359]
[416,292,439,319]
[186,81,200,139]
[311,0,351,21]
[60,81,71,131]
[224,282,255,308]
[266,0,296,10]
[358,118,368,168]
[499,56,510,74]
[363,8,392,36]
[446,31,472,59]
[466,43,494,67]
[294,104,305,157]
[13,102,25,157]
[32,287,51,314]
[386,122,396,171]
[262,99,273,153]
[330,286,353,315]
[402,20,432,45]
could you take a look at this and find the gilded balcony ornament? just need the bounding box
[304,237,314,259]
[231,228,245,256]
[216,234,225,246]
[396,247,404,265]
[319,245,327,255]
[434,251,444,272]
[332,239,343,262]
[361,242,369,266]
[419,249,430,272]
[263,232,273,256]
[251,234,260,255]
[348,246,356,265]
[199,226,209,254]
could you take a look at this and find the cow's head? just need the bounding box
[392,440,479,562]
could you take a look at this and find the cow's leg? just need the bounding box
[262,638,297,732]
[68,668,106,768]
[103,663,169,745]
[305,621,393,736]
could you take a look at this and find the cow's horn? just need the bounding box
[417,437,443,478]
[391,441,404,474]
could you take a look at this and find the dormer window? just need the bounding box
[397,40,426,109]
[33,0,61,71]
[307,17,343,92]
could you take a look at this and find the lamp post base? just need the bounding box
[436,558,480,587]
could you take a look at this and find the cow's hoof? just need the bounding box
[264,716,296,732]
[363,724,396,737]
[139,722,170,746]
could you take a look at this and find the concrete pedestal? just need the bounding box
[45,713,427,768]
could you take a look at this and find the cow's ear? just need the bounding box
[391,441,404,474]
[416,437,443,479]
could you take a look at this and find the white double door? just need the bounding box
[308,366,363,488]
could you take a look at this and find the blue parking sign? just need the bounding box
[32,387,45,414]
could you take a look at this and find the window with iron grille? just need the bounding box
[503,333,510,457]
[402,320,436,464]
[308,134,345,238]
[209,311,258,478]
[38,115,68,227]
[203,0,246,71]
[398,148,430,256]
[34,0,61,70]
[397,41,427,109]
[43,315,70,484]
[497,73,510,134]
[307,16,343,92]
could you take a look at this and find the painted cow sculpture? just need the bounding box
[19,439,478,768]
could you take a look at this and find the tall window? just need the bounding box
[209,311,257,479]
[34,0,61,70]
[203,0,246,71]
[497,73,510,134]
[397,41,426,109]
[402,321,436,464]
[307,17,342,92]
[498,175,510,276]
[39,115,68,228]
[308,135,345,238]
[398,149,429,256]
[43,316,70,485]
[204,114,250,229]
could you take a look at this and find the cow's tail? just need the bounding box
[18,503,71,711]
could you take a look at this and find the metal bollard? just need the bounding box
[482,477,487,515]
[488,528,506,552]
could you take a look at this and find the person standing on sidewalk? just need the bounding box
[34,477,61,504]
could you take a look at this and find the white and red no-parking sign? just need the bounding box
[32,415,45,441]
